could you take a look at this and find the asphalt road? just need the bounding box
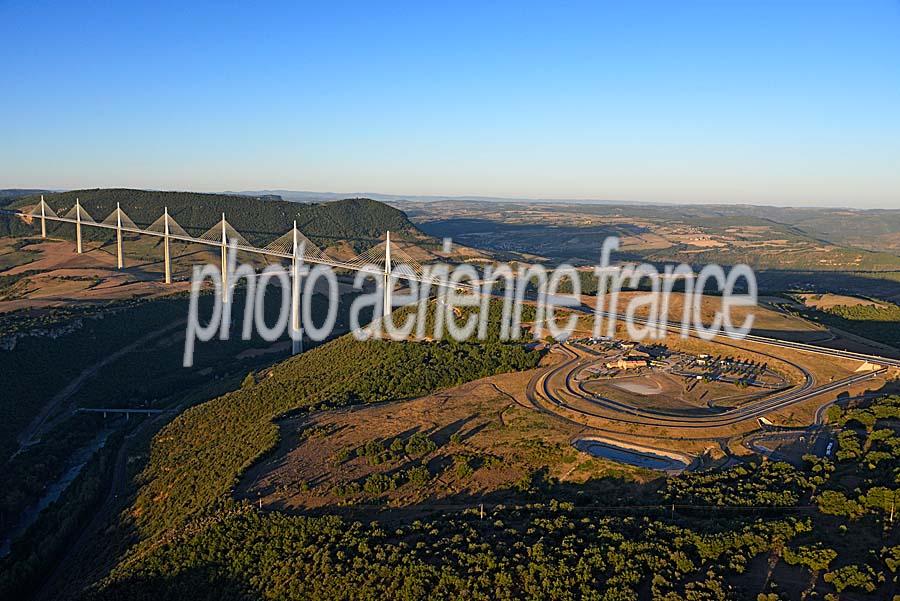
[584,304,900,368]
[528,344,887,430]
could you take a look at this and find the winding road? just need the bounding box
[527,343,888,430]
[523,302,898,431]
[584,304,900,368]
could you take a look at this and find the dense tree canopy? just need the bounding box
[80,392,900,600]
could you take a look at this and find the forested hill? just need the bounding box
[0,189,53,207]
[4,189,423,250]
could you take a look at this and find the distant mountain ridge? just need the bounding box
[228,190,900,254]
[4,189,424,251]
[227,189,900,212]
[225,189,641,205]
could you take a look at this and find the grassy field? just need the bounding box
[797,293,888,310]
[594,290,827,341]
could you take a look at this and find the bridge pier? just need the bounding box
[163,207,171,284]
[40,196,47,238]
[221,213,228,304]
[290,221,303,355]
[116,202,124,269]
[383,230,392,317]
[75,199,83,254]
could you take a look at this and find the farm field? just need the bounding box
[605,290,829,341]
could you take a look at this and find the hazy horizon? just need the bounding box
[5,186,898,212]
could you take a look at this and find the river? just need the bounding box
[0,430,110,558]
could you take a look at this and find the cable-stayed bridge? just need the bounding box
[3,196,900,370]
[18,197,424,277]
[6,196,435,320]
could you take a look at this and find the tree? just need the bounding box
[824,564,881,593]
[817,490,864,519]
[241,372,256,389]
[782,544,836,571]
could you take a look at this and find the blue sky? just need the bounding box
[2,1,899,208]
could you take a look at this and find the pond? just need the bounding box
[574,438,689,472]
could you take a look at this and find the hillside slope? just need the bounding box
[0,190,54,208]
[82,376,900,600]
[128,334,540,535]
[4,189,424,252]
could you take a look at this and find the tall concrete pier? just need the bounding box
[75,199,83,254]
[163,207,171,284]
[221,213,228,304]
[115,203,124,269]
[291,221,303,355]
[383,230,392,317]
[40,196,47,238]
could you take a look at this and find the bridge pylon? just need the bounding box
[115,202,124,269]
[291,221,303,355]
[40,195,46,238]
[163,207,171,283]
[75,198,83,254]
[221,213,228,304]
[28,197,58,238]
[383,230,392,317]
